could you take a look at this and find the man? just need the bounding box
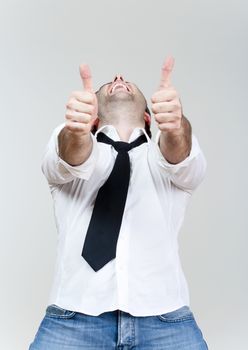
[29,56,208,349]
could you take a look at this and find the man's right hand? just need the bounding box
[64,64,98,136]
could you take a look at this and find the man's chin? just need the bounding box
[108,91,133,101]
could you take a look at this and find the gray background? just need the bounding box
[0,0,247,349]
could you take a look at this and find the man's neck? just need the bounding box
[98,120,145,142]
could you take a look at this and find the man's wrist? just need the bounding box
[158,115,192,164]
[160,115,190,139]
[60,127,92,145]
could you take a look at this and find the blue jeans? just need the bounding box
[28,304,208,349]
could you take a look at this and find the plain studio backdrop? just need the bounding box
[0,1,247,349]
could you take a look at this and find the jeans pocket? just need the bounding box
[45,304,76,319]
[157,305,194,322]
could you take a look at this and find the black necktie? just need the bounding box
[81,131,147,272]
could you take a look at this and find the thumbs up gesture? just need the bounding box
[65,64,98,135]
[151,56,182,133]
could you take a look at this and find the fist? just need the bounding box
[151,56,182,132]
[65,64,98,135]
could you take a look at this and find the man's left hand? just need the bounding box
[151,56,183,134]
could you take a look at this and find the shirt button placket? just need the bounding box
[115,224,130,310]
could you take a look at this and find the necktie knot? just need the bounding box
[112,141,130,152]
[96,131,147,153]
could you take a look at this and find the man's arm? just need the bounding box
[152,56,207,192]
[41,64,99,185]
[158,114,192,164]
[41,122,98,186]
[58,129,93,166]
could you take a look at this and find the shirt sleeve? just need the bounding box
[41,122,99,185]
[155,130,207,193]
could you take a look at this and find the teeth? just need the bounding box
[111,83,128,93]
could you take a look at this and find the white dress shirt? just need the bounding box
[41,122,207,316]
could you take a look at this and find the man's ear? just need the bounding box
[91,117,99,134]
[93,117,99,128]
[144,111,151,126]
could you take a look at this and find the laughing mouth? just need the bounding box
[109,82,131,94]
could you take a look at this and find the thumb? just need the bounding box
[159,55,175,90]
[79,63,93,92]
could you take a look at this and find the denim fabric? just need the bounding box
[28,304,208,349]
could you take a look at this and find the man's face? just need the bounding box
[95,74,147,119]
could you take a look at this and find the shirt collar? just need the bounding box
[94,124,151,143]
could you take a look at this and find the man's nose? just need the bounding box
[113,74,125,82]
